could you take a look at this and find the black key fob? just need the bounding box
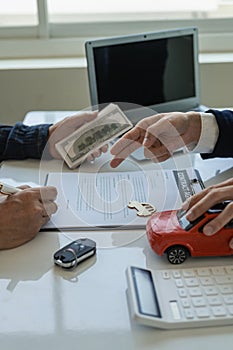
[53,238,96,269]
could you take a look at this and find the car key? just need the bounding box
[53,238,96,269]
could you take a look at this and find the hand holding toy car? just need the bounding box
[183,178,233,244]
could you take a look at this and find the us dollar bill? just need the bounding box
[55,103,133,169]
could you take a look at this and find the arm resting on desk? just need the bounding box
[0,123,51,161]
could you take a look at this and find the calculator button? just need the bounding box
[211,267,226,275]
[212,306,227,317]
[197,268,211,276]
[203,286,219,296]
[184,309,194,319]
[178,288,188,297]
[225,266,233,274]
[227,306,233,315]
[199,277,214,286]
[173,271,181,278]
[208,296,222,306]
[219,285,233,294]
[162,271,170,279]
[169,301,181,320]
[175,279,184,287]
[191,297,206,307]
[181,299,191,308]
[215,276,233,284]
[223,295,233,304]
[196,308,210,318]
[185,278,199,287]
[189,287,203,297]
[182,270,195,278]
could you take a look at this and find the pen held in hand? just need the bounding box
[0,182,23,195]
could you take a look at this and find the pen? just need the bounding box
[0,182,22,195]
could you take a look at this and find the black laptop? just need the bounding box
[85,27,206,126]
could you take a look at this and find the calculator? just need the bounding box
[126,265,233,329]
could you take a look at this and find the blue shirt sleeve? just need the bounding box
[0,122,51,162]
[201,109,233,159]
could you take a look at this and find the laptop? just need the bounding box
[85,27,207,126]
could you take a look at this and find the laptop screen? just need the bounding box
[85,27,200,119]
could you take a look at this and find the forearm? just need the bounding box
[0,122,51,161]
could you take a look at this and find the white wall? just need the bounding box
[199,62,233,109]
[0,62,232,125]
[0,67,90,125]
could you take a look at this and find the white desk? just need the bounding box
[1,113,233,350]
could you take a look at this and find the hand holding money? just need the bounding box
[53,104,133,169]
[48,110,100,158]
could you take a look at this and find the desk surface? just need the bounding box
[1,114,233,350]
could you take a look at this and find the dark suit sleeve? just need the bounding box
[201,109,233,159]
[0,122,51,162]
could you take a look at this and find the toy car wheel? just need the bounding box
[166,245,189,264]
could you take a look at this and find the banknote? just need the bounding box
[55,103,133,169]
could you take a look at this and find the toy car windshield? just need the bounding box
[176,209,205,231]
[207,200,231,213]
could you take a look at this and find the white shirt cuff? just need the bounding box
[192,112,219,153]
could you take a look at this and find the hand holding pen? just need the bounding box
[0,183,58,249]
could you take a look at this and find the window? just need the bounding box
[0,0,233,58]
[0,0,37,26]
[47,0,232,22]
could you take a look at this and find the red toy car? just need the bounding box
[146,202,233,264]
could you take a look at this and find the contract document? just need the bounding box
[43,168,204,230]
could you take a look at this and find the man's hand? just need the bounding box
[48,111,108,160]
[0,186,57,249]
[110,111,201,167]
[182,178,233,247]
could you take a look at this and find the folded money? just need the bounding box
[55,103,133,169]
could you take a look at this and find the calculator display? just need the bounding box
[131,267,161,318]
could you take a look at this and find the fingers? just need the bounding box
[143,140,171,160]
[90,150,101,160]
[182,187,212,213]
[143,134,161,148]
[86,144,109,162]
[182,182,233,237]
[100,144,108,153]
[110,112,188,168]
[34,186,58,202]
[110,127,145,167]
[30,188,58,227]
[18,185,31,190]
[201,202,233,236]
[42,200,58,218]
[64,111,98,129]
[14,186,58,213]
[184,185,233,220]
[110,157,124,168]
[110,138,142,167]
[111,126,144,154]
[86,150,101,162]
[53,111,98,132]
[0,187,58,249]
[48,111,98,159]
